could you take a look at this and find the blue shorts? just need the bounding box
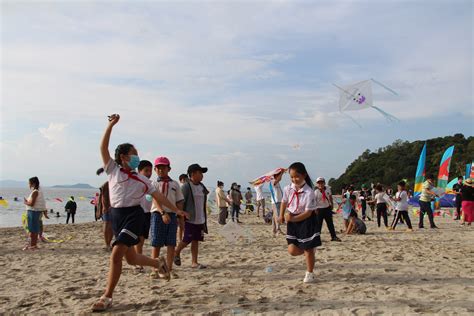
[111,205,144,247]
[150,212,177,247]
[27,210,42,233]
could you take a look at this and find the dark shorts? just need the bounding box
[150,212,178,247]
[102,211,112,222]
[27,210,42,234]
[111,205,144,247]
[183,221,205,243]
[286,212,321,250]
[142,212,151,239]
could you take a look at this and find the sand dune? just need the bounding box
[1,213,473,315]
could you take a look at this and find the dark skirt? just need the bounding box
[111,205,145,247]
[286,212,321,250]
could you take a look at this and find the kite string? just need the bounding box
[340,111,362,128]
[370,78,399,96]
[371,106,400,122]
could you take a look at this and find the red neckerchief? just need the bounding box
[321,186,328,202]
[157,176,171,196]
[119,168,148,198]
[289,185,306,211]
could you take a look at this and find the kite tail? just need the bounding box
[341,112,362,128]
[371,106,400,123]
[371,78,399,96]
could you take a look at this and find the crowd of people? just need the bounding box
[19,114,474,312]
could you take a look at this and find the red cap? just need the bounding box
[154,156,170,166]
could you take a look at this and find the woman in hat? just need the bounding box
[461,178,474,226]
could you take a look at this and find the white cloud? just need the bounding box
[38,123,68,146]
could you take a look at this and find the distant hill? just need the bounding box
[328,134,474,193]
[0,179,27,188]
[51,183,96,189]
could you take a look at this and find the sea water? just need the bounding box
[0,187,99,228]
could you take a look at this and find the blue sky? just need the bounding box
[1,0,473,188]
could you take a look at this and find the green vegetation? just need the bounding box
[328,134,474,193]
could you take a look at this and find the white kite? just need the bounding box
[334,78,400,127]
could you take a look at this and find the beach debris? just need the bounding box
[264,266,273,273]
[220,221,243,243]
[334,78,399,127]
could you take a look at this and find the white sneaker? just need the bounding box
[303,272,316,283]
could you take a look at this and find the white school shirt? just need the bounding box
[255,185,264,201]
[375,192,390,204]
[140,195,153,213]
[270,180,283,204]
[105,158,156,208]
[150,179,184,213]
[282,183,317,215]
[395,191,409,211]
[189,182,206,225]
[314,187,332,209]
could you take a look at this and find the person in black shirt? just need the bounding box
[452,176,463,220]
[65,196,77,224]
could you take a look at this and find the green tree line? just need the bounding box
[328,134,474,193]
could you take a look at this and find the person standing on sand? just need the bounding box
[279,162,321,284]
[374,184,390,229]
[150,156,185,279]
[453,176,463,220]
[460,178,474,226]
[315,177,341,242]
[245,187,254,214]
[174,164,209,269]
[96,168,113,251]
[254,184,266,217]
[230,183,243,223]
[65,196,77,224]
[134,160,154,272]
[270,171,284,236]
[92,114,188,312]
[418,175,439,229]
[23,177,48,250]
[216,181,231,225]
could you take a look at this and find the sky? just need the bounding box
[1,0,473,188]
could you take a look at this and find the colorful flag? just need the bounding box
[413,143,427,196]
[437,145,455,189]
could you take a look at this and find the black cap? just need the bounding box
[187,163,208,175]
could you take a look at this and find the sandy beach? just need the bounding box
[1,213,473,315]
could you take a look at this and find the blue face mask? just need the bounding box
[128,155,140,170]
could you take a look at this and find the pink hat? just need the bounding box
[154,156,170,166]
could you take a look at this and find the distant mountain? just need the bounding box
[0,179,27,188]
[51,183,96,189]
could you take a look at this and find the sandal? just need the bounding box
[192,263,207,269]
[156,257,170,281]
[174,255,181,266]
[91,296,112,312]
